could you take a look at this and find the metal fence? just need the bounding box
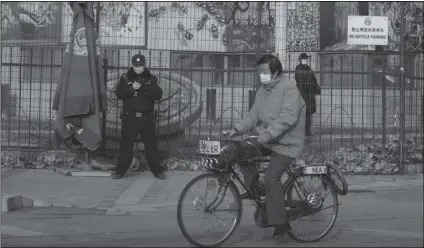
[1,1,423,173]
[2,47,423,151]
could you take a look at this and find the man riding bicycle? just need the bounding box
[227,54,306,238]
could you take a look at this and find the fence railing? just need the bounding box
[1,46,423,170]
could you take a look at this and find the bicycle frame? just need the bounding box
[202,134,330,214]
[205,157,305,207]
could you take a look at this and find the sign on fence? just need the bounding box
[347,16,389,46]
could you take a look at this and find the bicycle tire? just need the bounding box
[327,163,349,196]
[285,175,339,243]
[177,172,243,247]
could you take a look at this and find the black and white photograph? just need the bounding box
[1,1,423,247]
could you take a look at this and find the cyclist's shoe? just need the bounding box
[272,223,291,238]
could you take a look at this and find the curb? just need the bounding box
[1,193,75,212]
[55,168,112,177]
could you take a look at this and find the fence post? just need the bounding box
[101,58,108,154]
[399,2,406,174]
[248,90,256,111]
[380,56,387,146]
[206,88,216,122]
[254,2,263,91]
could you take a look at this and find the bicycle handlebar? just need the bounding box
[222,130,258,141]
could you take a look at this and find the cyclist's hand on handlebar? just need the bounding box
[257,132,272,144]
[223,128,239,138]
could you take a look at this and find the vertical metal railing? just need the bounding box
[399,2,406,174]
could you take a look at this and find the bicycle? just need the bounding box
[177,132,347,247]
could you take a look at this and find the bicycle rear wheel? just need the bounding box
[285,174,338,242]
[177,172,242,247]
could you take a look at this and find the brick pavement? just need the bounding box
[1,167,422,214]
[1,169,139,209]
[104,170,423,215]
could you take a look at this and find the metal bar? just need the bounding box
[329,56,334,151]
[198,54,203,141]
[382,60,387,146]
[350,54,354,145]
[319,56,323,152]
[188,52,193,141]
[7,47,13,146]
[241,53,246,119]
[361,54,365,144]
[38,48,44,147]
[230,56,234,129]
[18,49,23,147]
[255,2,263,91]
[177,52,183,146]
[166,53,172,149]
[28,48,34,148]
[101,57,108,153]
[340,56,344,147]
[399,2,406,174]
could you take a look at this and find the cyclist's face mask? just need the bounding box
[258,63,275,84]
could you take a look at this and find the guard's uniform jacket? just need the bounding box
[115,68,162,113]
[114,67,164,178]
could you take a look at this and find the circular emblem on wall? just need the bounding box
[364,18,372,26]
[104,71,203,141]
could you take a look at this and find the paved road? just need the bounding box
[2,183,423,247]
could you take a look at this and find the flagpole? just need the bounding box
[84,1,93,167]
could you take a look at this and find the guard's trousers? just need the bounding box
[115,112,163,176]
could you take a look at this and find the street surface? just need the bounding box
[2,181,423,247]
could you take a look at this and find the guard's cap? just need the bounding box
[299,53,311,60]
[132,54,145,66]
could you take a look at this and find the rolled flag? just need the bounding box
[53,2,107,151]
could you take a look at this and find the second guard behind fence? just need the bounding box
[295,53,321,137]
[112,54,165,180]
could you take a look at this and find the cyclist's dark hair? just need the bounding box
[256,54,283,76]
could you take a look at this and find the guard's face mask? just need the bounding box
[301,59,308,65]
[133,66,145,74]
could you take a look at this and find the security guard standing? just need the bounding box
[112,54,165,179]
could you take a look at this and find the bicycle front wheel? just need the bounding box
[177,172,243,247]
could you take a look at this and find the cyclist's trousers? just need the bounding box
[240,152,294,226]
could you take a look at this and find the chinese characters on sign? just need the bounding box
[347,16,388,45]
